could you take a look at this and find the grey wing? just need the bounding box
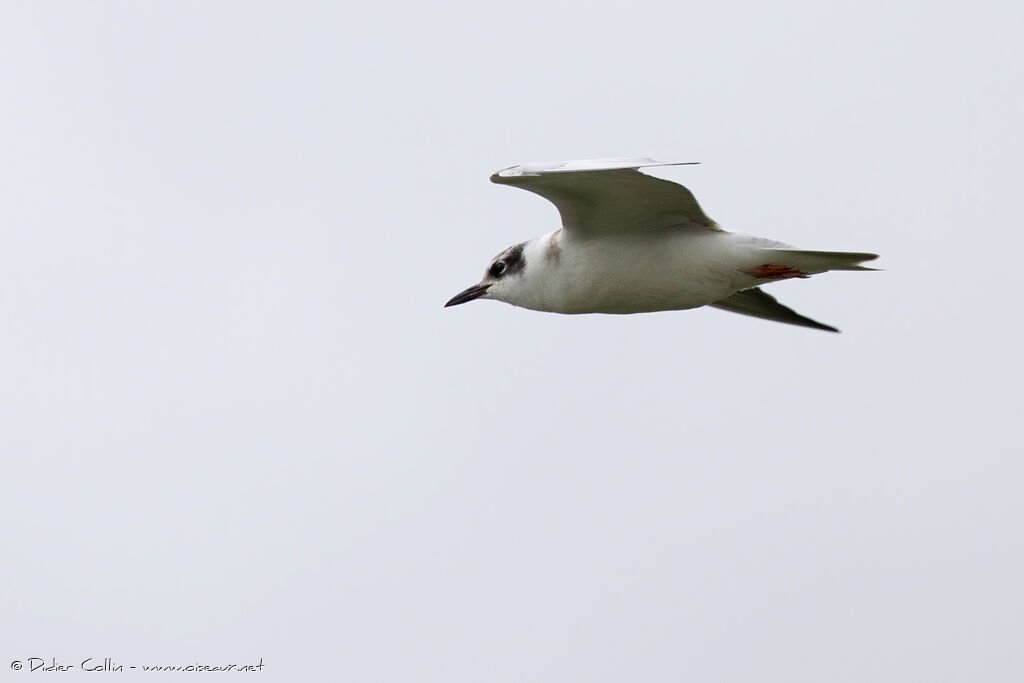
[709,288,840,332]
[490,158,718,235]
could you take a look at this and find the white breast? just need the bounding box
[518,228,758,314]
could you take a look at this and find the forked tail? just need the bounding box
[759,249,879,275]
[721,248,879,332]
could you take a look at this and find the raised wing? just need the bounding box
[490,158,718,235]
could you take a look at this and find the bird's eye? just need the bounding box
[490,260,507,277]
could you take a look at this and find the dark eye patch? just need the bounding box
[487,242,527,280]
[504,243,524,268]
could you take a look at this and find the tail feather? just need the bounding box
[761,249,879,274]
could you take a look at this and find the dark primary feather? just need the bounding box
[709,287,839,332]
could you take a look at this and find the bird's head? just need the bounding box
[445,241,529,308]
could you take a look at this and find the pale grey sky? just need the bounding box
[1,1,1021,681]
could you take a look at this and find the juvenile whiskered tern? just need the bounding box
[445,159,878,332]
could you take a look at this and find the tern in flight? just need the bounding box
[446,158,878,332]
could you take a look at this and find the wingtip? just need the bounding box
[800,319,841,333]
[490,166,531,184]
[490,158,702,183]
[801,316,841,333]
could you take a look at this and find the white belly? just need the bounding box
[531,230,759,314]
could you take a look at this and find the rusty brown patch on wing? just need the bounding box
[748,264,808,279]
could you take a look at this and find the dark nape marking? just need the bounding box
[546,229,562,263]
[491,242,526,278]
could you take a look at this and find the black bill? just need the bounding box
[444,284,490,307]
